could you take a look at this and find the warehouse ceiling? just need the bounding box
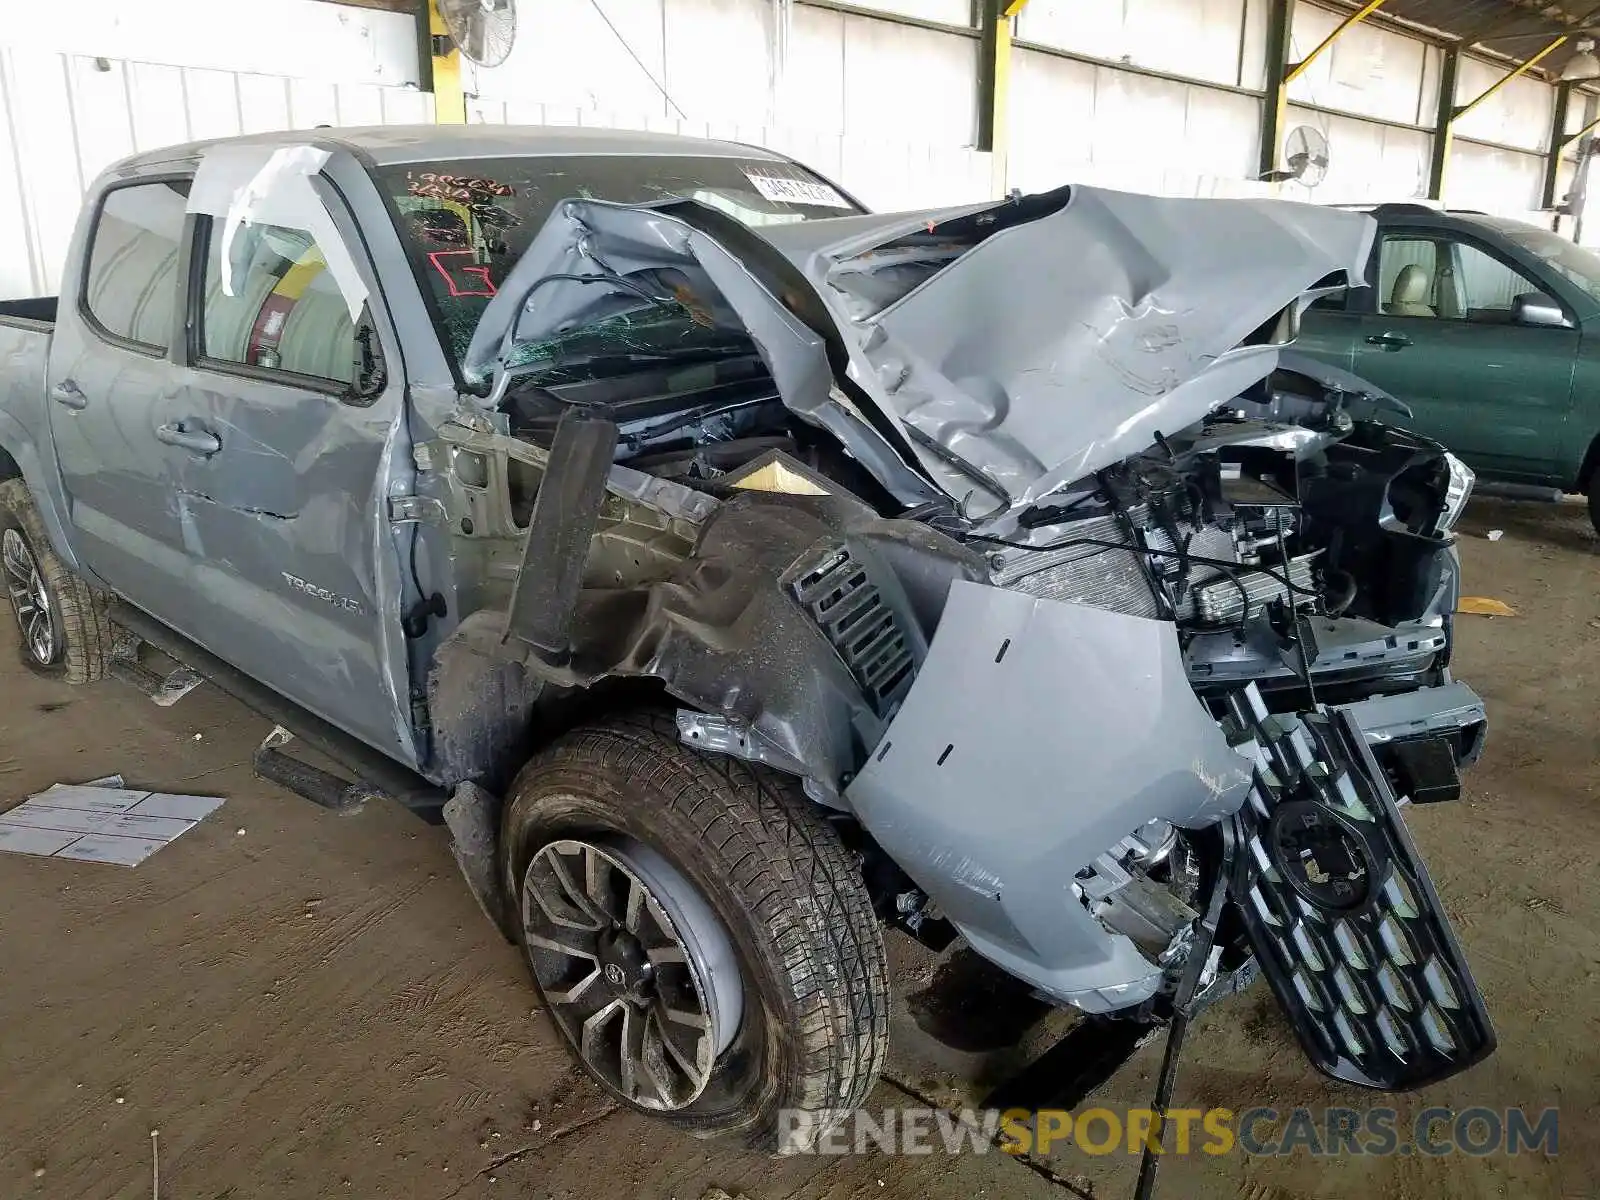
[328,0,1600,85]
[1337,0,1600,79]
[317,0,418,11]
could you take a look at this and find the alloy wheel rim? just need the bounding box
[521,837,743,1111]
[1,528,56,666]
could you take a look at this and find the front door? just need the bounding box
[154,182,416,760]
[1349,231,1579,480]
[120,168,416,761]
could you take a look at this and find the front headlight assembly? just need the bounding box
[1436,452,1474,536]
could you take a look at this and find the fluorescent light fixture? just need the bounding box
[1561,37,1600,82]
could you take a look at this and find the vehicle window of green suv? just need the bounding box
[1378,238,1439,317]
[1452,242,1540,318]
[1378,234,1550,323]
[1491,222,1600,304]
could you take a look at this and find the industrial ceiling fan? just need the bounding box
[436,0,519,68]
[1258,125,1331,186]
[1282,125,1330,188]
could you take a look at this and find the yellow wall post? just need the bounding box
[978,0,1026,196]
[429,0,467,125]
[1260,0,1386,178]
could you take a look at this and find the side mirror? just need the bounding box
[1513,291,1570,328]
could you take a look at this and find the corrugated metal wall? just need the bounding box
[0,0,1592,299]
[464,0,995,212]
[0,47,432,299]
[1006,48,1268,198]
[1272,1,1565,220]
[1277,3,1435,204]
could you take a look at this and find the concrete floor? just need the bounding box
[0,495,1592,1200]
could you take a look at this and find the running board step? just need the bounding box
[110,603,447,820]
[107,633,205,707]
[253,726,380,814]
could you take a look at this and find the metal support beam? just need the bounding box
[1287,0,1387,84]
[1543,92,1600,213]
[412,0,434,95]
[1454,36,1566,122]
[427,0,467,124]
[1429,35,1564,202]
[315,0,418,10]
[1258,0,1292,178]
[1259,0,1383,178]
[1542,81,1574,210]
[1427,47,1460,200]
[1563,112,1600,154]
[977,0,1025,193]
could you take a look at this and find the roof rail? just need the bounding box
[1368,202,1448,216]
[1329,201,1494,219]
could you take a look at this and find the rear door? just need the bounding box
[1349,229,1579,479]
[153,167,417,760]
[47,178,192,618]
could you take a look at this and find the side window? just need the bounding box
[1448,241,1543,321]
[198,219,375,392]
[82,181,190,351]
[1377,237,1439,318]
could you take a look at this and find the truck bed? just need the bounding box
[0,297,57,329]
[0,300,54,471]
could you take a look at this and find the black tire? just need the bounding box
[501,710,889,1150]
[0,477,110,683]
[1588,473,1600,537]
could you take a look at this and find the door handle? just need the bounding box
[155,421,222,456]
[1365,332,1413,351]
[50,380,87,410]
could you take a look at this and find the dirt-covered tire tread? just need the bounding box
[0,477,110,683]
[505,709,889,1147]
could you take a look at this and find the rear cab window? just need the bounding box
[372,155,858,381]
[82,180,191,352]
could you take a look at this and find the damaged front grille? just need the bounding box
[792,547,915,717]
[1224,687,1494,1089]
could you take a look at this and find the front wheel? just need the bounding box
[501,711,890,1149]
[1588,473,1600,536]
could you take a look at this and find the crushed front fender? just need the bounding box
[843,580,1255,1012]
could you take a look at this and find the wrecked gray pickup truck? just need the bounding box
[0,127,1491,1151]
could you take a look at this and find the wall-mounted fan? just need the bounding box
[437,0,519,68]
[1282,125,1331,188]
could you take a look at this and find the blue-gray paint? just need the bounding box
[845,581,1253,1011]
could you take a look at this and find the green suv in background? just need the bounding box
[1297,203,1600,533]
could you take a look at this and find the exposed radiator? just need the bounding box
[992,508,1316,624]
[1186,553,1318,625]
[992,509,1163,619]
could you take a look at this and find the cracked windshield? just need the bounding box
[377,154,858,385]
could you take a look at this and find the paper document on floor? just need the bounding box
[0,781,225,866]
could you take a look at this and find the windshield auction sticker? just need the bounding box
[741,169,852,209]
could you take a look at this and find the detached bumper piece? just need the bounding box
[1338,680,1489,774]
[1224,687,1495,1089]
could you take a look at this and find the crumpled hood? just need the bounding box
[464,185,1374,518]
